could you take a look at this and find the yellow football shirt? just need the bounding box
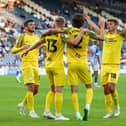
[67,27,96,64]
[102,32,124,65]
[11,33,40,68]
[43,33,65,68]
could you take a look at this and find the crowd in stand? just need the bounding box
[0,0,126,69]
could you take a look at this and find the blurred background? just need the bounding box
[0,0,126,75]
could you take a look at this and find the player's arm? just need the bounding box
[42,27,71,37]
[89,17,105,40]
[11,34,29,54]
[21,37,45,57]
[118,25,126,38]
[68,28,89,45]
[83,7,100,33]
[11,45,29,54]
[61,28,88,45]
[42,28,62,37]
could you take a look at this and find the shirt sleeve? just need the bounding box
[11,34,24,54]
[15,34,24,48]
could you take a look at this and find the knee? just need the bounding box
[51,85,55,93]
[34,89,38,95]
[110,83,115,93]
[71,86,78,93]
[55,86,63,93]
[85,84,92,88]
[103,85,110,95]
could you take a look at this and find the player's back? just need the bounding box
[67,27,90,64]
[45,33,64,68]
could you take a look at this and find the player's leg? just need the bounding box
[110,84,120,117]
[71,85,82,120]
[103,84,113,118]
[43,69,55,119]
[43,85,55,119]
[93,64,100,87]
[27,84,39,118]
[101,66,113,118]
[110,68,120,117]
[18,68,39,118]
[54,68,69,120]
[68,64,82,120]
[16,68,21,83]
[83,84,93,121]
[79,64,93,121]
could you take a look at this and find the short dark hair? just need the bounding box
[23,19,34,26]
[71,14,84,28]
[107,18,119,25]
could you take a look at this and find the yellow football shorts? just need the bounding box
[101,65,120,85]
[46,67,66,86]
[68,63,93,85]
[22,67,40,85]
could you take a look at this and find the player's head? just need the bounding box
[23,19,35,33]
[54,16,66,28]
[71,14,84,28]
[106,18,118,32]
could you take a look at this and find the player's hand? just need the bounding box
[21,45,30,57]
[83,7,90,20]
[21,50,29,57]
[80,27,89,34]
[98,16,105,29]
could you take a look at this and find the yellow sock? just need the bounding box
[86,88,93,105]
[22,95,27,105]
[105,94,113,114]
[45,91,55,110]
[27,91,34,111]
[55,92,63,113]
[112,89,120,108]
[71,93,79,112]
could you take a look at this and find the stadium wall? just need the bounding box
[0,65,126,75]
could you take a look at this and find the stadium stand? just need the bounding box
[0,0,126,75]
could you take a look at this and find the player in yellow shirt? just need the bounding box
[67,13,104,121]
[22,16,87,120]
[101,19,126,118]
[11,19,40,118]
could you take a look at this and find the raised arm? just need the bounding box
[119,24,126,37]
[88,16,105,41]
[83,7,100,33]
[96,16,105,40]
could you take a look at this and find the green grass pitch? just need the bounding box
[0,75,126,126]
